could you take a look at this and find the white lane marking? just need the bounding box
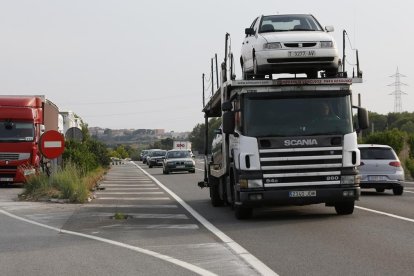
[101,224,199,230]
[84,204,178,208]
[404,190,414,194]
[0,210,215,276]
[100,184,156,187]
[355,206,414,223]
[103,188,159,191]
[132,162,278,276]
[97,197,170,200]
[95,192,164,195]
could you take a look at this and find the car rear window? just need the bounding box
[360,148,396,160]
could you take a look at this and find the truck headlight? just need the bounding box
[240,179,263,189]
[341,175,357,185]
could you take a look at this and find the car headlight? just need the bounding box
[263,42,282,50]
[320,41,333,48]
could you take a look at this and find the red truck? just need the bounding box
[0,95,59,184]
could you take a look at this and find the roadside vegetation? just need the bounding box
[20,125,111,203]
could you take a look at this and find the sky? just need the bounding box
[0,0,413,132]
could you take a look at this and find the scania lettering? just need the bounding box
[284,139,318,147]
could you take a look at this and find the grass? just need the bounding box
[113,212,127,220]
[20,162,106,203]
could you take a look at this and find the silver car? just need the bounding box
[163,150,195,174]
[358,144,404,195]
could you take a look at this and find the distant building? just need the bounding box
[154,129,165,135]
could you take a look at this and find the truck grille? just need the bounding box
[260,146,343,187]
[0,153,30,161]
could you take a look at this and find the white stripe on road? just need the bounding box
[355,206,414,223]
[132,162,278,276]
[96,197,170,200]
[95,192,164,195]
[84,204,178,208]
[101,224,198,230]
[100,184,156,187]
[404,190,414,194]
[102,188,159,191]
[0,210,215,276]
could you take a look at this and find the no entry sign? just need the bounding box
[39,130,65,159]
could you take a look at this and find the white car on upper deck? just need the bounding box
[240,14,339,79]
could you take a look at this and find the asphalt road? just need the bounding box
[145,159,414,276]
[1,161,413,275]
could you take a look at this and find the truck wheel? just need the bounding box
[234,205,253,220]
[393,186,403,195]
[334,201,354,215]
[210,177,224,207]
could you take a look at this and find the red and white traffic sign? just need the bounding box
[39,130,65,159]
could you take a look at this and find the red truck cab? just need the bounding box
[0,96,58,184]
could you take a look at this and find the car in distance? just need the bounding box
[163,150,195,174]
[240,14,339,79]
[358,144,404,195]
[140,150,149,162]
[147,150,167,168]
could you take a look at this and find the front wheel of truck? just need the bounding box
[334,201,355,215]
[209,176,224,207]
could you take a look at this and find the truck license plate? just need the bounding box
[289,190,317,197]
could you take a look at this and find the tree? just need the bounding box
[189,118,221,154]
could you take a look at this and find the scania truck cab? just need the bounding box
[199,78,369,219]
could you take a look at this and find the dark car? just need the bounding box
[358,144,404,195]
[163,150,195,174]
[147,150,167,168]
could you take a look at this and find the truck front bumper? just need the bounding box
[238,186,360,207]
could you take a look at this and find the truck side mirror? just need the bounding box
[222,111,235,134]
[222,101,233,111]
[358,107,369,130]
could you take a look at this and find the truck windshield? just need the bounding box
[0,121,34,141]
[243,95,353,137]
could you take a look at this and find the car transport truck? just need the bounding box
[0,95,59,184]
[198,39,369,219]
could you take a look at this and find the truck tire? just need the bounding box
[334,201,354,215]
[234,205,253,219]
[209,176,224,207]
[393,186,403,195]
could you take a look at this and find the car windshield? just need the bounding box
[0,121,34,142]
[166,151,191,159]
[243,95,353,137]
[153,151,166,157]
[360,148,396,160]
[259,14,323,33]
